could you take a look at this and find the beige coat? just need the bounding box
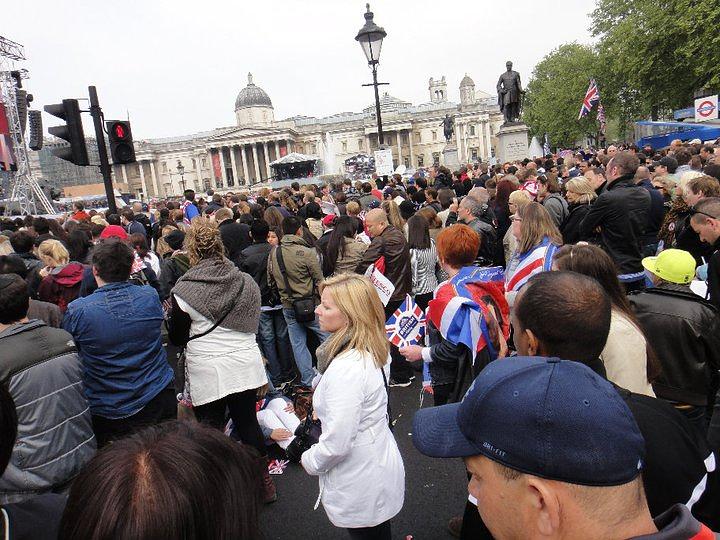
[333,238,367,276]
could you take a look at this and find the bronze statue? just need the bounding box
[496,61,524,124]
[440,114,455,143]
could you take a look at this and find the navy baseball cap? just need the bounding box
[412,357,645,486]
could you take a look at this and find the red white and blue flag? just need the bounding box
[597,102,607,134]
[385,294,426,348]
[427,266,509,356]
[506,237,559,293]
[578,79,600,120]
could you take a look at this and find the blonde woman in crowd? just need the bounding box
[303,273,404,539]
[561,176,597,244]
[37,239,85,313]
[503,190,531,263]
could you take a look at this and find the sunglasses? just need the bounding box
[689,207,718,220]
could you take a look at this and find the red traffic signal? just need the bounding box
[105,120,136,164]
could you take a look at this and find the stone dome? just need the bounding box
[235,73,273,110]
[460,74,475,87]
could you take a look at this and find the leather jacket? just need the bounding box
[629,284,720,406]
[355,225,411,301]
[580,174,651,274]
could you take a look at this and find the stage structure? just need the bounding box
[0,35,54,215]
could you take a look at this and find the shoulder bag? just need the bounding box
[275,245,316,323]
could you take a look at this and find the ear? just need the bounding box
[525,328,540,356]
[525,477,561,537]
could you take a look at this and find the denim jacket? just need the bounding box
[63,281,174,419]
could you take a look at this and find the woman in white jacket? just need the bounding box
[302,273,405,539]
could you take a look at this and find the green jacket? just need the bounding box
[267,234,324,309]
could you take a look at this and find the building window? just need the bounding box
[432,152,440,165]
[403,157,410,167]
[311,144,317,154]
[401,132,409,145]
[490,125,494,135]
[342,141,347,152]
[417,155,424,167]
[202,158,207,168]
[469,125,476,136]
[191,158,196,168]
[471,147,479,160]
[297,145,304,154]
[358,139,364,151]
[162,162,167,173]
[432,131,437,141]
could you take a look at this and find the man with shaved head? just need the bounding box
[356,208,414,386]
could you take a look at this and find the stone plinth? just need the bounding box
[442,143,460,170]
[496,123,530,163]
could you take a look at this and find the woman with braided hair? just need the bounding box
[168,217,276,503]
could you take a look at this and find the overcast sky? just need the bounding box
[6,0,597,140]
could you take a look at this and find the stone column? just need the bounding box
[263,142,271,180]
[454,122,462,163]
[149,161,160,197]
[285,139,292,154]
[483,120,492,160]
[409,130,415,167]
[229,145,239,187]
[195,154,203,191]
[252,143,261,183]
[241,145,250,185]
[274,140,280,161]
[138,162,149,198]
[218,146,228,187]
[396,130,402,167]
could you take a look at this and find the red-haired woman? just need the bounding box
[399,225,509,405]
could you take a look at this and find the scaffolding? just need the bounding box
[1,35,54,215]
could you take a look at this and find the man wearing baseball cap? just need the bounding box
[630,249,720,435]
[413,357,717,539]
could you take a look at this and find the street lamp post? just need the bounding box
[356,3,388,147]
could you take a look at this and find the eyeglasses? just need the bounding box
[511,216,523,222]
[689,207,718,220]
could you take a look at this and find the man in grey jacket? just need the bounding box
[0,274,95,504]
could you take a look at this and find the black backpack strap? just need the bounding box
[274,246,295,299]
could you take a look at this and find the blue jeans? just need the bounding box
[257,310,295,386]
[282,308,330,387]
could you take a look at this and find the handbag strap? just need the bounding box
[274,246,295,299]
[380,367,393,431]
[186,298,235,342]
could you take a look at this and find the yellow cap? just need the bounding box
[642,249,696,285]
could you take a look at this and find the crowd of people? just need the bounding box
[0,137,720,538]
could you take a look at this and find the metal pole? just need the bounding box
[372,63,384,145]
[88,86,117,215]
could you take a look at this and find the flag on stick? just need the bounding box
[578,79,600,119]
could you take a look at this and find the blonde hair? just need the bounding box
[678,170,704,194]
[185,217,225,265]
[381,200,404,230]
[517,202,563,253]
[0,236,13,256]
[564,177,597,204]
[508,190,532,209]
[346,201,361,216]
[320,273,389,369]
[38,239,69,266]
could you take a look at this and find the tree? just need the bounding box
[591,0,720,118]
[523,43,601,148]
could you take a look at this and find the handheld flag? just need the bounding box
[597,102,607,134]
[578,79,600,120]
[385,294,425,347]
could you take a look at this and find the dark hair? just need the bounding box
[704,162,720,181]
[250,219,270,243]
[437,188,455,210]
[0,254,30,280]
[304,201,323,220]
[120,208,135,221]
[74,201,85,211]
[406,214,431,250]
[67,230,93,263]
[92,239,134,283]
[323,216,359,276]
[33,216,50,235]
[281,216,302,236]
[674,149,691,166]
[0,383,17,475]
[106,213,121,226]
[291,181,300,191]
[9,230,34,254]
[361,182,372,194]
[59,421,261,540]
[553,244,661,381]
[515,271,611,365]
[0,273,30,324]
[129,233,150,259]
[90,223,106,239]
[184,189,196,201]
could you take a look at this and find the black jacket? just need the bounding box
[630,284,720,407]
[560,202,592,244]
[580,174,651,274]
[355,225,411,301]
[240,242,280,308]
[637,178,665,245]
[674,211,715,267]
[218,220,251,267]
[708,237,720,311]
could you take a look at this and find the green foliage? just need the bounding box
[523,43,600,147]
[523,0,720,144]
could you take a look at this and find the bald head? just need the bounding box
[365,208,388,238]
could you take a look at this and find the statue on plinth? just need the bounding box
[440,114,455,143]
[496,61,525,125]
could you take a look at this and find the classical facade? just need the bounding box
[108,73,504,198]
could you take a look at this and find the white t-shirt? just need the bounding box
[175,296,267,406]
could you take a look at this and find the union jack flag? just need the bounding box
[385,294,425,348]
[597,101,607,134]
[578,79,600,120]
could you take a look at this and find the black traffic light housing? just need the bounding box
[106,120,136,164]
[43,99,89,165]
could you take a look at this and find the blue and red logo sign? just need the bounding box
[697,100,717,118]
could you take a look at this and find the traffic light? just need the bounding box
[43,99,89,165]
[106,120,136,164]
